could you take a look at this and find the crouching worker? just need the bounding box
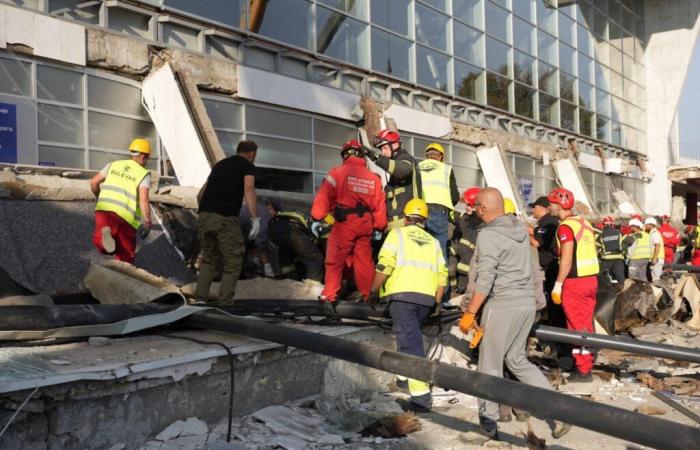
[369,199,448,412]
[458,188,571,440]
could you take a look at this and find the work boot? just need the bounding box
[568,371,593,383]
[101,226,115,255]
[479,417,499,440]
[552,421,572,439]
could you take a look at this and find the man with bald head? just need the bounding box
[459,188,570,440]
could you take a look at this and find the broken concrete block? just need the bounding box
[87,28,149,75]
[155,417,208,441]
[635,405,667,415]
[84,261,179,305]
[88,336,111,347]
[206,442,247,450]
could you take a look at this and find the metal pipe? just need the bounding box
[534,325,700,364]
[183,312,700,450]
[652,391,700,425]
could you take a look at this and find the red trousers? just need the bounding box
[321,217,374,301]
[93,211,137,263]
[561,276,598,374]
[693,250,700,266]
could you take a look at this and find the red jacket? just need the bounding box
[311,156,387,230]
[659,223,680,261]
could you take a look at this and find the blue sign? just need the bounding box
[0,103,17,164]
[518,177,534,204]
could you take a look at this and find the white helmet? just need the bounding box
[629,218,644,228]
[644,217,657,227]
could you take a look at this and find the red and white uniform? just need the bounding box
[659,223,680,264]
[312,156,386,301]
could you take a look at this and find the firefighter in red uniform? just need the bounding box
[548,188,599,382]
[311,140,387,302]
[659,215,680,264]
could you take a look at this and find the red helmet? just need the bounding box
[341,139,363,159]
[462,187,481,207]
[375,129,401,148]
[603,216,613,225]
[661,214,670,222]
[547,187,575,210]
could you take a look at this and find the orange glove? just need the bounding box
[459,312,476,334]
[551,281,563,305]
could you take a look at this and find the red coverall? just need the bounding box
[557,224,597,374]
[659,223,680,264]
[311,156,386,301]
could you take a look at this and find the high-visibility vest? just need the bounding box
[630,231,653,260]
[377,224,447,301]
[648,228,664,260]
[599,226,624,260]
[95,159,149,229]
[557,216,600,277]
[694,226,700,248]
[276,211,308,228]
[419,159,453,210]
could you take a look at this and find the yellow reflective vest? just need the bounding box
[630,231,653,260]
[557,216,600,278]
[419,159,453,210]
[95,159,149,229]
[376,224,448,306]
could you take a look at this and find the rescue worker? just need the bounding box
[548,188,599,382]
[266,199,324,284]
[312,140,386,302]
[418,142,459,258]
[196,140,260,302]
[365,129,422,230]
[645,217,664,282]
[625,218,651,279]
[90,138,153,264]
[458,188,570,439]
[450,187,482,293]
[528,196,560,304]
[659,215,680,265]
[597,216,626,285]
[369,198,448,412]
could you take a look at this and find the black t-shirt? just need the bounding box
[199,155,257,217]
[535,214,559,269]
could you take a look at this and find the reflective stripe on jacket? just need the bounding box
[376,224,448,306]
[557,216,600,277]
[598,226,624,260]
[630,231,653,260]
[95,159,149,229]
[419,159,452,210]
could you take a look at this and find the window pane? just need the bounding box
[593,9,608,39]
[415,3,448,51]
[538,31,557,65]
[580,109,594,137]
[577,25,592,57]
[49,0,99,24]
[315,144,340,172]
[485,1,510,42]
[538,61,557,95]
[371,28,410,79]
[216,131,244,156]
[513,16,534,55]
[251,135,312,170]
[453,165,482,188]
[559,43,575,75]
[89,150,127,171]
[578,54,593,84]
[371,0,410,35]
[38,145,85,169]
[38,104,84,145]
[486,72,510,111]
[88,76,145,117]
[37,65,83,105]
[88,112,155,150]
[486,36,511,76]
[560,72,575,102]
[559,12,575,47]
[455,61,483,102]
[206,36,240,61]
[560,101,576,132]
[513,0,532,22]
[314,118,356,146]
[0,58,32,97]
[416,46,449,91]
[108,7,152,39]
[251,0,311,49]
[452,145,479,168]
[162,23,199,50]
[536,1,556,35]
[246,106,311,140]
[259,168,313,193]
[317,7,368,66]
[164,0,244,28]
[318,0,369,19]
[454,22,484,66]
[513,50,535,85]
[514,83,535,118]
[539,92,557,126]
[595,63,609,91]
[578,81,593,109]
[203,99,243,130]
[453,0,483,29]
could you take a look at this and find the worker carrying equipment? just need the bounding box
[549,187,599,380]
[90,137,153,263]
[369,197,448,412]
[364,129,423,230]
[312,139,387,302]
[449,187,482,293]
[596,216,625,285]
[418,142,459,260]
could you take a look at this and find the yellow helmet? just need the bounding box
[425,142,445,156]
[503,198,517,215]
[129,138,152,155]
[404,198,429,219]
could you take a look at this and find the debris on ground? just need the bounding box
[525,422,546,450]
[155,417,209,442]
[635,405,667,415]
[360,412,421,438]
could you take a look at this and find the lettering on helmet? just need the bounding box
[346,175,375,195]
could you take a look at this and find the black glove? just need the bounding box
[431,303,443,318]
[138,225,151,240]
[367,291,380,306]
[362,145,380,162]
